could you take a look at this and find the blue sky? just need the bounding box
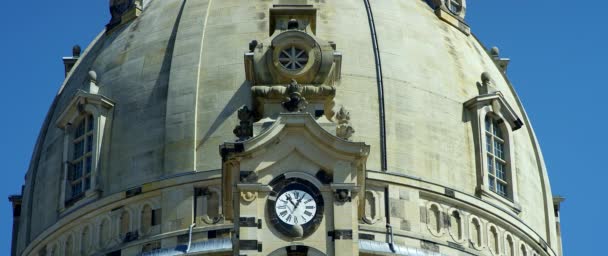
[0,1,601,255]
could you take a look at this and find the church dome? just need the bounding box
[10,1,562,256]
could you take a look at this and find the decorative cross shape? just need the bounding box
[279,46,309,70]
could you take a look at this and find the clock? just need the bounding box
[267,177,324,238]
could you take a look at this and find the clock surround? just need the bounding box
[267,177,325,239]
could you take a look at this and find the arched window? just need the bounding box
[520,244,528,256]
[57,91,114,210]
[485,116,509,197]
[120,211,131,238]
[488,225,499,254]
[505,234,515,256]
[65,235,73,256]
[81,227,90,255]
[465,89,523,211]
[470,217,482,248]
[50,244,58,256]
[428,204,442,235]
[67,114,94,202]
[99,219,110,247]
[449,210,463,241]
[141,205,152,235]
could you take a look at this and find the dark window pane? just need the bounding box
[86,135,93,153]
[71,182,82,197]
[486,135,492,152]
[75,121,85,138]
[485,117,492,132]
[494,141,504,159]
[87,115,94,132]
[85,177,91,190]
[73,141,84,159]
[85,156,92,174]
[487,155,494,175]
[497,183,507,197]
[496,163,506,180]
[489,177,495,191]
[73,162,83,180]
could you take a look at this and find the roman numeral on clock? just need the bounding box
[304,211,313,217]
[280,211,288,217]
[305,206,314,209]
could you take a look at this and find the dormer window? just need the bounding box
[56,90,114,211]
[465,89,523,212]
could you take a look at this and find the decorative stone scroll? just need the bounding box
[233,106,254,141]
[335,107,355,140]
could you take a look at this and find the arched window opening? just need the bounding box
[485,116,509,198]
[506,235,515,256]
[520,244,528,256]
[141,205,152,235]
[471,218,482,247]
[195,188,221,224]
[81,227,90,254]
[489,226,499,254]
[429,204,442,234]
[120,211,131,238]
[65,235,73,256]
[449,211,462,240]
[365,191,376,220]
[99,219,110,247]
[50,244,58,256]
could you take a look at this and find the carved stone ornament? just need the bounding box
[282,79,308,112]
[240,191,258,202]
[335,107,355,140]
[334,189,351,203]
[477,72,497,95]
[233,106,254,140]
[107,0,142,31]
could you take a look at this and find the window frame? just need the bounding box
[67,114,95,201]
[56,90,114,212]
[484,115,510,198]
[465,91,523,213]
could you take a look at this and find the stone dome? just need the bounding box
[10,1,562,256]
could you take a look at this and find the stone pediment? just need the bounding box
[464,91,523,131]
[220,113,369,227]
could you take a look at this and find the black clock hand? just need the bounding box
[294,194,305,210]
[285,195,297,208]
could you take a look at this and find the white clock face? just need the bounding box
[275,189,317,226]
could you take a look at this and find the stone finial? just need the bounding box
[248,40,258,52]
[477,72,497,95]
[233,106,254,140]
[88,70,99,94]
[88,70,98,83]
[490,46,500,58]
[72,45,82,57]
[481,72,491,87]
[335,106,355,140]
[282,79,308,112]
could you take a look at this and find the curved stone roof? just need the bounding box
[13,1,560,256]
